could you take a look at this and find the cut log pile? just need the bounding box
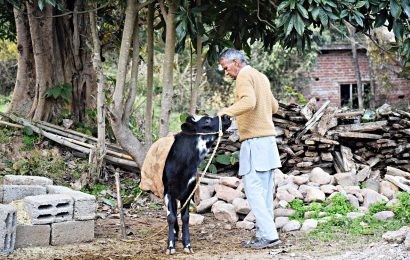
[217,101,410,192]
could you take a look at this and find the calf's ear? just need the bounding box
[181,122,195,132]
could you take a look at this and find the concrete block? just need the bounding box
[3,175,53,186]
[46,185,74,194]
[0,204,17,255]
[47,186,96,220]
[69,192,96,220]
[15,224,50,248]
[23,194,73,224]
[51,220,94,245]
[0,185,47,203]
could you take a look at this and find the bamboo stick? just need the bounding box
[0,112,138,168]
[0,120,24,129]
[115,172,127,240]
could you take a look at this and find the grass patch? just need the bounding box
[288,192,410,242]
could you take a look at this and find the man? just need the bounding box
[218,48,282,249]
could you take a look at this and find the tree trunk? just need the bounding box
[8,6,35,116]
[109,0,147,168]
[9,0,97,123]
[346,22,364,110]
[189,0,203,115]
[159,0,178,137]
[26,1,54,121]
[89,3,106,183]
[145,3,154,146]
[123,12,140,124]
[367,31,376,109]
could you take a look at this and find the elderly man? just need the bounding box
[218,48,282,249]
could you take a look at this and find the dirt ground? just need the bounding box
[5,207,410,260]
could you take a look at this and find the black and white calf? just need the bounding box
[162,114,231,254]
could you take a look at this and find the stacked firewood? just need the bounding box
[216,100,410,187]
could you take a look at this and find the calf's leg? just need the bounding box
[181,197,194,253]
[165,193,177,254]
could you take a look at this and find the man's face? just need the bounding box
[220,58,240,80]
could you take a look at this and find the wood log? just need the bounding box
[385,175,410,193]
[331,120,388,133]
[386,166,410,179]
[295,100,330,140]
[337,132,383,139]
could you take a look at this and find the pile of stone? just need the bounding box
[195,166,409,237]
[216,102,410,189]
[0,175,96,255]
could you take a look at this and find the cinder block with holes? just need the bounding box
[47,186,96,220]
[23,194,73,224]
[0,185,47,203]
[0,204,17,255]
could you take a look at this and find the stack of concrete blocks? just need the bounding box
[0,175,96,255]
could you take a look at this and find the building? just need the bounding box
[307,44,410,108]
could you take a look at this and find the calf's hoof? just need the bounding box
[166,248,176,255]
[184,247,194,254]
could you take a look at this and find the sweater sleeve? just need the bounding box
[218,73,256,117]
[271,94,279,114]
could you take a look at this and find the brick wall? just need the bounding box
[306,49,410,108]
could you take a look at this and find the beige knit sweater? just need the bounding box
[219,66,279,141]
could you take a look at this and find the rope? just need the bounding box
[122,116,224,243]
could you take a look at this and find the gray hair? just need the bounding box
[219,48,247,64]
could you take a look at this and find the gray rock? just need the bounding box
[282,220,301,232]
[382,226,410,243]
[293,175,309,185]
[333,173,358,186]
[189,213,204,225]
[244,211,255,222]
[196,196,218,213]
[320,184,337,194]
[309,167,331,185]
[215,185,245,203]
[299,185,318,195]
[301,219,318,232]
[387,199,400,208]
[347,212,365,220]
[404,233,410,251]
[380,181,398,200]
[274,208,296,217]
[361,188,388,208]
[305,188,326,203]
[199,185,211,201]
[287,187,304,199]
[275,217,289,229]
[276,190,295,203]
[211,201,238,223]
[278,200,289,208]
[219,177,241,188]
[236,221,254,230]
[347,194,360,209]
[232,198,250,215]
[373,211,394,220]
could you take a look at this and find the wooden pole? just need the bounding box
[115,172,127,240]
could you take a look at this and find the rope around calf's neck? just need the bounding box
[122,116,224,243]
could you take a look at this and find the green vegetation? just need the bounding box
[288,192,410,242]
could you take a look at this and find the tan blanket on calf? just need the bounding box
[140,135,175,198]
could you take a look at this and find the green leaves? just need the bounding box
[44,83,72,104]
[390,0,402,18]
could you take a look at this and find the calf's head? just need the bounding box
[181,115,231,134]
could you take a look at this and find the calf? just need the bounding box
[163,114,231,254]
